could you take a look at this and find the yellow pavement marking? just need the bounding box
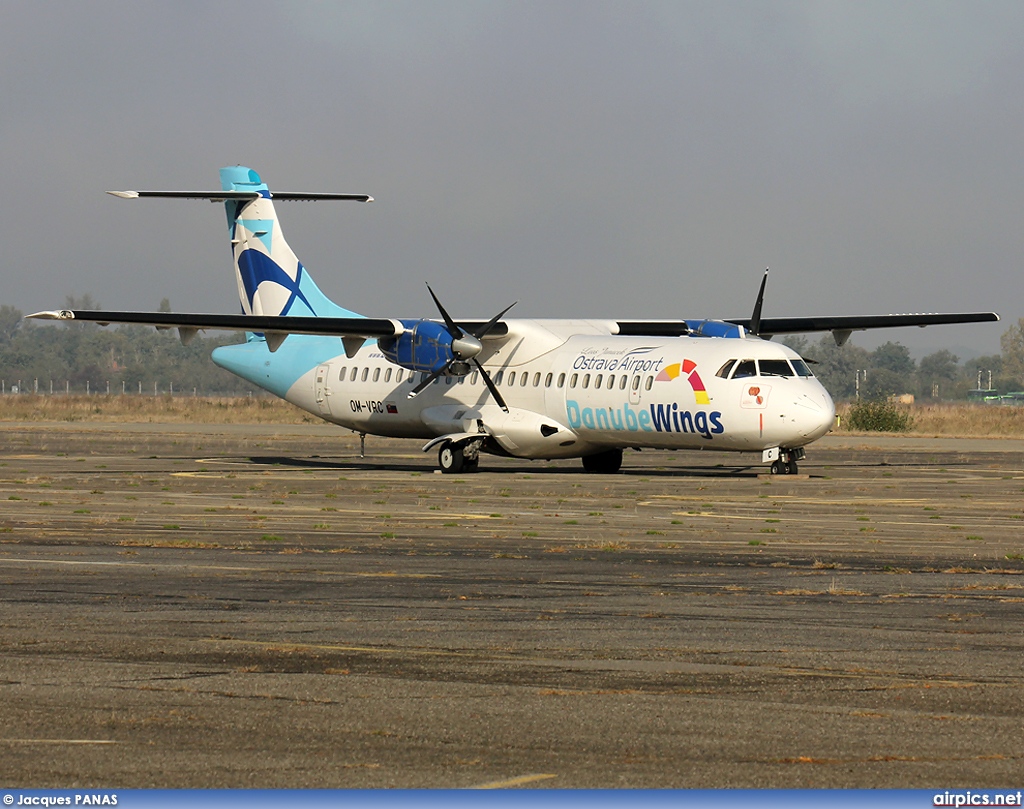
[471,773,557,789]
[0,739,118,745]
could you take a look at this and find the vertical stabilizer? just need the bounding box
[219,166,362,319]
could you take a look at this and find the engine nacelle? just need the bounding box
[684,319,746,339]
[378,319,458,374]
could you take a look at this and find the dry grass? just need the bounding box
[1,395,1021,436]
[0,394,312,424]
[836,402,1024,438]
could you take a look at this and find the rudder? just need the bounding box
[219,166,361,319]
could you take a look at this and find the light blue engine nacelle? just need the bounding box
[378,319,468,375]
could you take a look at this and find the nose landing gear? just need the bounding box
[768,447,804,475]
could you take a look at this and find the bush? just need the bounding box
[846,400,914,432]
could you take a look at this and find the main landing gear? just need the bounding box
[581,448,623,474]
[438,441,481,474]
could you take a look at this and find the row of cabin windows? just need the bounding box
[339,366,410,384]
[334,365,656,392]
[715,357,814,380]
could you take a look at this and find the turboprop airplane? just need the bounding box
[29,166,999,475]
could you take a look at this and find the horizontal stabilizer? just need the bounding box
[107,190,373,202]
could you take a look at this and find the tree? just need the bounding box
[1000,318,1024,389]
[917,350,959,400]
[870,341,915,376]
[801,335,870,400]
[0,305,22,345]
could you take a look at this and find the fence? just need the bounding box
[1,379,258,397]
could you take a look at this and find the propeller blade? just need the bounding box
[471,301,517,340]
[425,283,464,339]
[749,268,769,337]
[421,285,514,412]
[473,359,509,413]
[408,365,448,399]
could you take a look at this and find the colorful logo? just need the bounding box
[655,359,710,405]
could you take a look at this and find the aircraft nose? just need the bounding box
[793,388,836,440]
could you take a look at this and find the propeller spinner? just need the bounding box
[406,285,515,412]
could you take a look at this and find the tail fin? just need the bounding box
[219,166,363,319]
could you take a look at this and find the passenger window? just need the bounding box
[645,376,653,391]
[507,371,516,386]
[631,376,640,391]
[338,366,347,381]
[495,371,504,385]
[716,360,736,379]
[619,376,628,390]
[445,376,453,385]
[582,374,590,389]
[732,360,757,379]
[372,368,380,382]
[421,372,430,384]
[558,373,566,388]
[570,373,578,388]
[361,368,369,382]
[350,367,359,382]
[545,373,553,388]
[395,369,404,383]
[594,374,602,389]
[471,371,479,385]
[760,359,794,377]
[384,368,392,383]
[607,375,615,390]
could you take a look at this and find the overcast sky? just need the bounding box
[2,1,1020,357]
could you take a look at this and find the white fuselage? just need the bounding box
[281,319,835,460]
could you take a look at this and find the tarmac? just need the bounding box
[0,422,1022,788]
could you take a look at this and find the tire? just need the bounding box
[438,443,465,474]
[770,460,783,475]
[581,448,623,474]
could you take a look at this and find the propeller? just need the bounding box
[408,284,516,412]
[748,268,769,337]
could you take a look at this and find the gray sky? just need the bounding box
[2,1,1020,357]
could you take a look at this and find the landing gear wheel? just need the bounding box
[770,457,799,475]
[438,443,465,474]
[581,448,623,474]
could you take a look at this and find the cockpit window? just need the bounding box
[716,360,736,379]
[731,360,757,379]
[791,359,813,377]
[759,359,794,377]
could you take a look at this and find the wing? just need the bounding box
[24,309,512,356]
[724,312,1000,345]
